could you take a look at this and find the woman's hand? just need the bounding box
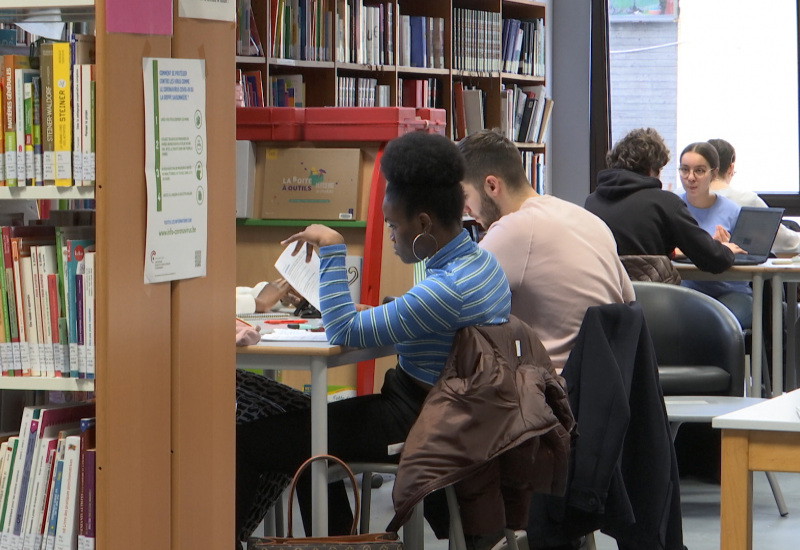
[255,278,293,312]
[712,224,746,255]
[712,224,731,243]
[281,224,345,262]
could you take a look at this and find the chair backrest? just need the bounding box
[632,282,745,396]
[619,255,682,284]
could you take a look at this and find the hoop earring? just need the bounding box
[412,232,439,262]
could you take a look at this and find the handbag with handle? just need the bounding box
[247,454,402,550]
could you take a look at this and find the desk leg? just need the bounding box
[751,275,764,397]
[773,274,784,396]
[787,282,798,391]
[720,431,753,550]
[310,357,328,536]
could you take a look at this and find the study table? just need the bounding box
[674,260,800,396]
[236,340,397,536]
[712,389,800,550]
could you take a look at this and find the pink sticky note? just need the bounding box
[106,0,173,36]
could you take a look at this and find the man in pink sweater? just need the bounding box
[458,130,634,370]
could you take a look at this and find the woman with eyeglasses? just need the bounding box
[677,141,753,328]
[585,127,742,274]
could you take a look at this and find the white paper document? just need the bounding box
[261,329,328,342]
[274,245,321,311]
[142,57,208,284]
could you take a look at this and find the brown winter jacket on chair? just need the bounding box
[387,315,575,535]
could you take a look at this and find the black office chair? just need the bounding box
[632,282,788,516]
[632,282,745,396]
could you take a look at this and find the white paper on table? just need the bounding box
[274,245,321,310]
[261,329,328,342]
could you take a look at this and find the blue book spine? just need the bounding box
[46,459,64,542]
[409,16,426,68]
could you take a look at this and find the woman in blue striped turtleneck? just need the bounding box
[236,132,511,545]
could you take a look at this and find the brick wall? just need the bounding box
[609,19,679,190]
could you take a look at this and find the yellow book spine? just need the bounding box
[52,43,71,187]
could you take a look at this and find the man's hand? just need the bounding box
[722,241,747,255]
[281,224,345,262]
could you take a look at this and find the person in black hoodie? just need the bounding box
[585,127,742,273]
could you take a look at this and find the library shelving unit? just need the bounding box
[239,0,548,150]
[0,2,235,549]
[237,0,549,391]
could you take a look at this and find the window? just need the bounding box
[608,0,799,197]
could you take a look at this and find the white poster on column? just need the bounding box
[178,0,236,22]
[143,57,208,284]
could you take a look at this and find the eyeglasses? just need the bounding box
[678,166,712,178]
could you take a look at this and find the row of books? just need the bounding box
[270,74,305,107]
[523,151,546,195]
[1,36,96,188]
[0,218,96,380]
[337,1,395,66]
[236,0,265,57]
[235,71,307,108]
[453,8,501,73]
[499,84,553,144]
[272,0,334,62]
[336,77,390,107]
[502,18,545,77]
[236,69,265,107]
[0,402,96,550]
[399,78,441,109]
[398,15,445,70]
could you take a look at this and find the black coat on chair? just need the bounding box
[527,302,684,550]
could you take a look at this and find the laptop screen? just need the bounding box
[729,207,785,256]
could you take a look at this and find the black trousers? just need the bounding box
[236,367,448,538]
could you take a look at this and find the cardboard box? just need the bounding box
[260,148,361,220]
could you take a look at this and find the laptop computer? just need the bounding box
[674,206,785,266]
[728,206,785,265]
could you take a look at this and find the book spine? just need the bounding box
[31,77,42,186]
[0,438,18,534]
[43,455,62,550]
[4,58,17,186]
[21,249,41,378]
[40,45,55,186]
[75,274,84,379]
[23,81,33,186]
[81,67,94,186]
[47,276,60,378]
[1,227,20,376]
[10,240,29,376]
[82,252,94,380]
[76,449,93,550]
[52,43,72,187]
[14,68,27,185]
[53,436,79,550]
[11,418,39,540]
[71,65,82,187]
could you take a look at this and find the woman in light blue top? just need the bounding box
[236,132,511,546]
[678,141,751,328]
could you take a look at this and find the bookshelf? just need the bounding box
[0,2,235,550]
[238,0,549,151]
[237,0,551,390]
